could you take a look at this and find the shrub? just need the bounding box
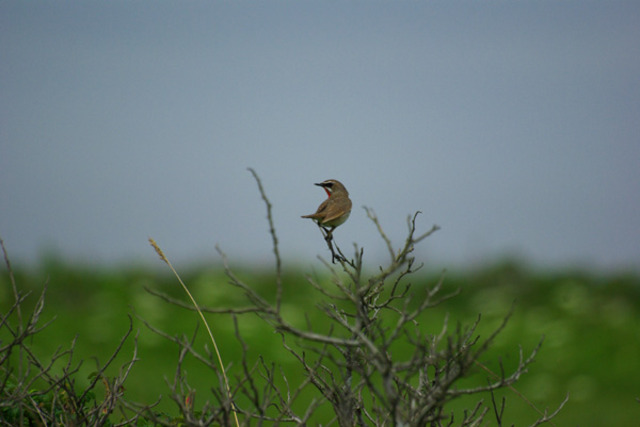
[1,169,566,426]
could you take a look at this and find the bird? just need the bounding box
[301,179,352,242]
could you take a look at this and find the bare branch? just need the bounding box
[247,167,283,311]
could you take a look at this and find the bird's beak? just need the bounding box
[314,182,325,187]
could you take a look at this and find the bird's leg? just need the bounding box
[316,224,329,241]
[317,226,338,263]
[315,225,347,264]
[323,227,337,263]
[322,227,333,243]
[324,227,348,264]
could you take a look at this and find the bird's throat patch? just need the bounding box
[323,188,332,197]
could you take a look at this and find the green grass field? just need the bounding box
[2,257,639,425]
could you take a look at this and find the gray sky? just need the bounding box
[2,1,639,272]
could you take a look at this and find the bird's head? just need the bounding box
[315,179,348,197]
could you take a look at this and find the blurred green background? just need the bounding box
[2,257,639,425]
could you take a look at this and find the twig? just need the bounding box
[247,167,283,312]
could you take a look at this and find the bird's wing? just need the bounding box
[322,197,352,224]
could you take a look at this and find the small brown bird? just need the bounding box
[301,179,352,240]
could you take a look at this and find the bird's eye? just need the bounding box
[325,182,334,187]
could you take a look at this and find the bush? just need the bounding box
[1,170,565,426]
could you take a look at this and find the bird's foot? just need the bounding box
[332,253,348,264]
